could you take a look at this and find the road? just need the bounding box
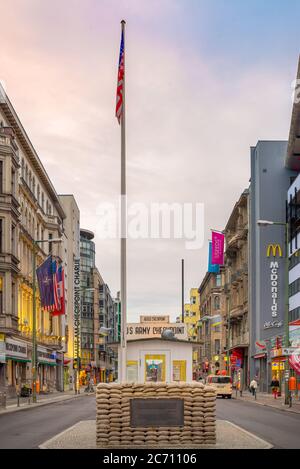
[0,394,299,448]
[0,394,95,449]
[216,397,300,449]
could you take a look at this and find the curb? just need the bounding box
[0,392,95,416]
[235,397,300,415]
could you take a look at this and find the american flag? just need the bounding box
[52,260,61,312]
[115,29,124,124]
[52,264,65,316]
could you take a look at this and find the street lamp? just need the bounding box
[32,237,62,403]
[257,219,290,405]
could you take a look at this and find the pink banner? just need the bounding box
[211,231,224,265]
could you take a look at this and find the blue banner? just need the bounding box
[208,241,220,273]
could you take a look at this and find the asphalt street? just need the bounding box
[0,394,95,449]
[0,394,299,449]
[216,397,300,449]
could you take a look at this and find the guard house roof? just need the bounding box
[286,57,300,170]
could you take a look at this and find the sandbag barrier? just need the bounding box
[96,382,216,448]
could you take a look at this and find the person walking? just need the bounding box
[250,378,258,396]
[270,376,280,399]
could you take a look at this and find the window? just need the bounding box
[191,296,196,305]
[214,295,220,310]
[0,277,2,314]
[0,160,3,193]
[41,193,44,211]
[216,274,221,287]
[11,224,16,256]
[215,339,220,355]
[37,185,40,204]
[48,233,53,254]
[0,219,2,252]
[32,177,35,196]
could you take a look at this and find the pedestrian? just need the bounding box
[270,376,280,399]
[89,376,94,392]
[250,378,258,396]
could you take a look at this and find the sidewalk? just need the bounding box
[234,390,300,414]
[0,387,94,415]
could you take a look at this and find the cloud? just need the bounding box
[0,0,295,321]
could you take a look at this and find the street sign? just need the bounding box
[282,347,298,355]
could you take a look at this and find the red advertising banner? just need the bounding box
[211,231,224,265]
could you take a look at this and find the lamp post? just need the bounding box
[257,220,290,405]
[32,237,62,403]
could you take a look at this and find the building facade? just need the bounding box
[224,189,249,389]
[59,194,80,389]
[249,141,296,393]
[0,91,66,396]
[183,288,201,377]
[198,269,226,376]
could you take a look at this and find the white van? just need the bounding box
[206,375,233,398]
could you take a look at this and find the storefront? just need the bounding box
[117,337,196,383]
[270,346,286,395]
[4,337,30,397]
[37,346,57,392]
[230,347,248,389]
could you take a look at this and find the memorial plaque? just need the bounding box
[130,398,184,427]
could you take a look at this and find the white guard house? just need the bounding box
[117,337,198,383]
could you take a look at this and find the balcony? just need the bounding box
[229,331,250,348]
[229,304,244,320]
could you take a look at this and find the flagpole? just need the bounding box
[120,19,127,383]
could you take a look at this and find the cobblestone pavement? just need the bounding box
[39,420,273,449]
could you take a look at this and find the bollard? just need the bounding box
[17,394,20,407]
[254,389,257,400]
[28,395,31,405]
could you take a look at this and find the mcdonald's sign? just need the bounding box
[266,244,283,257]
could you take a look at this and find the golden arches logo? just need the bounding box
[266,244,283,257]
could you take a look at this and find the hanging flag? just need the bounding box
[36,256,55,311]
[208,241,220,273]
[52,265,65,316]
[289,348,300,375]
[115,28,125,124]
[52,259,61,312]
[212,231,224,265]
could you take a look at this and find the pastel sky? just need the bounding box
[1,0,300,321]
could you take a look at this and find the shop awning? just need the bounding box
[253,353,267,359]
[64,358,71,365]
[6,357,31,363]
[38,361,57,366]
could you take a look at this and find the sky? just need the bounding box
[1,0,300,321]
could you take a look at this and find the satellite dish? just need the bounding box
[161,329,176,340]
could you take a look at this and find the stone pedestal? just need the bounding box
[96,382,216,448]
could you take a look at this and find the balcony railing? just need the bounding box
[229,331,249,348]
